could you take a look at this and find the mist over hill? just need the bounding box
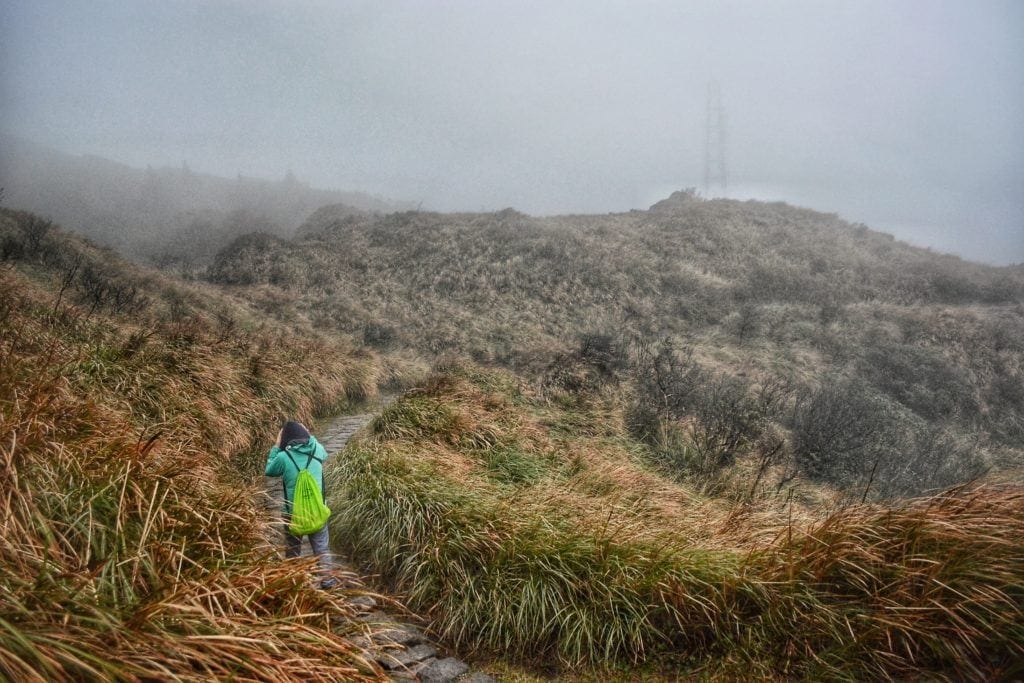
[0,135,412,267]
[212,189,1023,356]
[3,0,1023,676]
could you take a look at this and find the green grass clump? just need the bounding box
[328,366,1024,679]
[330,442,750,665]
[481,445,548,484]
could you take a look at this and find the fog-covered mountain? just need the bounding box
[0,135,412,267]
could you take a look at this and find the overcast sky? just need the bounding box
[2,0,1022,264]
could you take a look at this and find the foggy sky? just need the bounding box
[2,0,1022,264]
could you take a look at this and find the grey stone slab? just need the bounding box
[459,673,496,683]
[419,657,470,683]
[371,627,426,646]
[377,643,437,669]
[348,595,377,611]
[355,610,394,624]
[346,635,373,650]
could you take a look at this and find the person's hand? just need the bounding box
[276,428,283,447]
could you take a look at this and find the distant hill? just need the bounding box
[211,192,1023,358]
[0,135,413,267]
[207,192,1024,497]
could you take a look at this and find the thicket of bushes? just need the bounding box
[545,334,985,500]
[0,210,386,680]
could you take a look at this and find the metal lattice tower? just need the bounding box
[703,82,728,195]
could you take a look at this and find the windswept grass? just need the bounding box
[745,487,1024,679]
[328,365,1024,679]
[0,216,387,681]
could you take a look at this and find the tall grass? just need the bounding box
[327,366,1024,678]
[739,486,1024,679]
[0,239,386,681]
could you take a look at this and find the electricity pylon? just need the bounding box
[704,82,728,195]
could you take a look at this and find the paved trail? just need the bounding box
[265,406,495,683]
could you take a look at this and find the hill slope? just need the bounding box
[3,190,1022,679]
[0,209,386,680]
[207,193,1024,497]
[329,364,1024,679]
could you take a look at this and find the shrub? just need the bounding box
[75,263,148,316]
[206,231,294,285]
[729,302,762,341]
[576,332,629,379]
[628,338,705,426]
[871,424,987,498]
[859,342,978,422]
[789,379,898,486]
[688,375,763,479]
[363,321,397,349]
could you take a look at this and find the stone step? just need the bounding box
[377,643,437,670]
[418,657,470,682]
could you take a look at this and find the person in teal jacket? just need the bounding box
[266,420,336,588]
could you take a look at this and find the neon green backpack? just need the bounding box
[285,451,331,536]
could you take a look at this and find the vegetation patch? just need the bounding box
[329,365,1024,679]
[0,212,386,681]
[207,198,1024,496]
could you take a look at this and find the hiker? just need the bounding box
[265,420,337,588]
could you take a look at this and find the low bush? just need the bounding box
[206,231,298,286]
[859,341,978,422]
[788,378,899,486]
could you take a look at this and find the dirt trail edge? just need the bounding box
[265,407,496,683]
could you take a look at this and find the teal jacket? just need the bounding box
[265,436,328,513]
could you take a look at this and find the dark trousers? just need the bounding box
[284,522,333,578]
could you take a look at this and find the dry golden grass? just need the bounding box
[0,236,388,681]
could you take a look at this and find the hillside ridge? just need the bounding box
[206,192,1024,500]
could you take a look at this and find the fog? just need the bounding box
[1,0,1022,264]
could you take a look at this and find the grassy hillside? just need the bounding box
[5,186,1021,680]
[207,193,1024,498]
[328,365,1023,679]
[0,209,387,680]
[211,193,1023,353]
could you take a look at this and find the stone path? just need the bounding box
[264,405,495,683]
